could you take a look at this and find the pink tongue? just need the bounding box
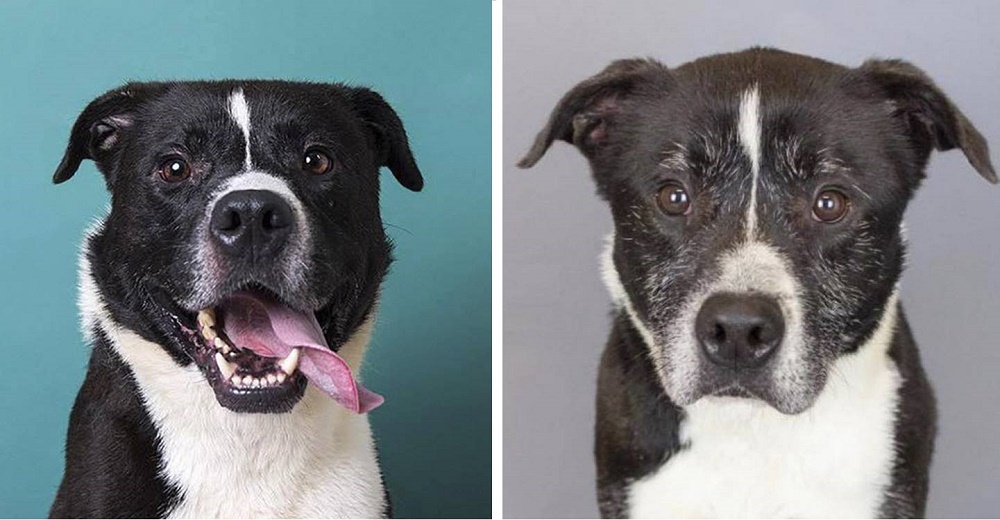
[220,292,383,414]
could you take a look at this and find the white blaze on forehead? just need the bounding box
[227,88,253,171]
[738,85,762,240]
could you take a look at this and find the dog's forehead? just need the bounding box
[135,81,350,138]
[673,49,847,98]
[636,50,887,188]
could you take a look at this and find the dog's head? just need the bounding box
[56,80,421,413]
[520,48,995,413]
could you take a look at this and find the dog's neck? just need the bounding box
[78,251,386,518]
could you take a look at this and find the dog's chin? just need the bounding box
[157,284,317,414]
[684,376,818,416]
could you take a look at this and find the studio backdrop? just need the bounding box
[0,1,490,517]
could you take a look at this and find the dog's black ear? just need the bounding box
[348,88,423,192]
[53,83,165,184]
[859,59,996,184]
[517,58,671,169]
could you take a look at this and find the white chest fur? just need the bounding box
[80,254,385,518]
[628,299,903,519]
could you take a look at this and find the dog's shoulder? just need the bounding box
[51,330,180,518]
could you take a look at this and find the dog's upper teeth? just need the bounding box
[202,326,218,341]
[215,352,236,379]
[197,309,216,329]
[279,348,301,375]
[213,336,231,354]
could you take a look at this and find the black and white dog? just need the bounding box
[519,48,995,518]
[49,80,422,518]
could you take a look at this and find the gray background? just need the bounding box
[503,0,1000,517]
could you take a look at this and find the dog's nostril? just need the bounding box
[748,325,763,346]
[262,207,290,230]
[218,210,242,232]
[712,323,726,343]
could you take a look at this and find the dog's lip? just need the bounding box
[711,384,755,399]
[151,285,310,412]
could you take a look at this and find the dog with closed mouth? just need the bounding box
[519,48,996,518]
[49,80,422,518]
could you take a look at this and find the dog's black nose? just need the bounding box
[210,190,294,257]
[696,293,784,369]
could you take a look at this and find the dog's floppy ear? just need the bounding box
[53,82,165,184]
[517,58,671,169]
[859,59,996,184]
[348,88,423,192]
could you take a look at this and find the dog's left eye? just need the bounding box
[812,189,850,223]
[657,182,691,216]
[302,149,334,175]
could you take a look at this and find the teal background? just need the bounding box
[0,1,490,518]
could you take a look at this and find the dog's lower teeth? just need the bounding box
[277,372,287,384]
[215,352,236,379]
[279,348,301,375]
[267,373,277,385]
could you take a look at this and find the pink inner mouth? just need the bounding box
[217,291,383,414]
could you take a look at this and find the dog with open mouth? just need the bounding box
[49,80,422,518]
[520,48,995,517]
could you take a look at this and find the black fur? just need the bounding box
[522,48,993,518]
[51,80,421,517]
[50,329,181,518]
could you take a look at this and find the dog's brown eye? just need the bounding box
[813,189,850,223]
[158,158,190,183]
[303,149,333,175]
[657,183,691,216]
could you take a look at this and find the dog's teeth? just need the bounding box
[251,378,260,388]
[277,372,287,384]
[215,352,236,379]
[197,309,216,329]
[214,337,227,351]
[202,326,217,341]
[242,375,253,386]
[279,348,301,375]
[267,373,277,385]
[231,375,242,386]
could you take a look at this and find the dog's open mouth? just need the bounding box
[180,289,383,415]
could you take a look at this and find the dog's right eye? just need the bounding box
[812,189,850,223]
[656,182,691,216]
[157,158,191,183]
[302,149,334,176]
